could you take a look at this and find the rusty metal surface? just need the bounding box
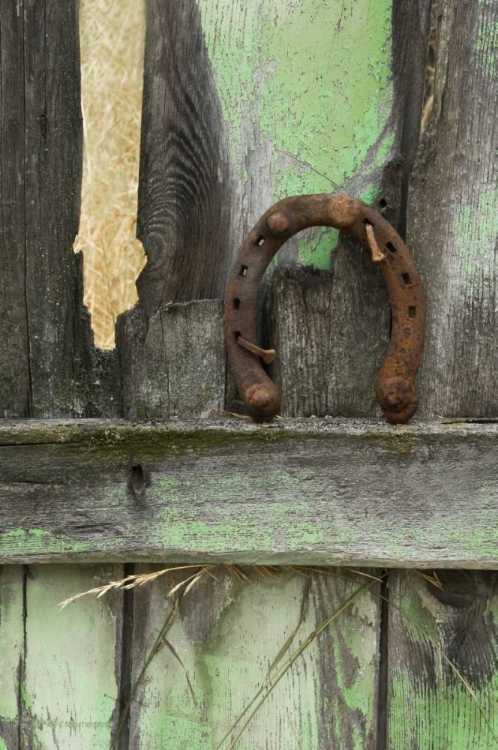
[225,193,426,423]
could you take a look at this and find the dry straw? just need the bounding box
[60,565,495,749]
[75,0,146,349]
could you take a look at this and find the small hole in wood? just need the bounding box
[256,236,265,247]
[385,242,397,253]
[239,265,248,277]
[402,272,411,285]
[379,198,387,209]
[234,331,241,341]
[409,306,416,318]
[130,464,145,496]
[233,298,241,310]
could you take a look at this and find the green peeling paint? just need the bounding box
[133,573,378,748]
[390,585,498,748]
[475,13,498,75]
[198,0,395,268]
[0,568,23,724]
[453,187,498,278]
[2,529,97,556]
[25,566,119,749]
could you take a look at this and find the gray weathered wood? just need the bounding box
[0,566,23,749]
[136,0,233,318]
[0,418,496,567]
[0,3,30,419]
[270,259,390,418]
[409,0,498,418]
[387,1,498,741]
[128,566,381,749]
[117,300,225,419]
[387,570,498,748]
[0,564,125,750]
[0,0,119,420]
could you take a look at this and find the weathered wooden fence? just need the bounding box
[0,0,497,748]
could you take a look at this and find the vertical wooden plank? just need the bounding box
[137,0,233,316]
[388,2,498,744]
[129,568,381,749]
[0,567,24,750]
[387,571,498,749]
[409,0,498,418]
[0,0,119,420]
[20,565,123,749]
[0,3,30,418]
[269,0,432,418]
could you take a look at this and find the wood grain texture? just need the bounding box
[118,300,225,419]
[0,567,24,750]
[387,571,498,749]
[136,0,233,317]
[23,565,122,749]
[0,3,30,418]
[0,418,496,567]
[388,1,498,742]
[0,565,124,750]
[128,566,380,749]
[270,256,391,418]
[408,0,498,418]
[0,0,119,420]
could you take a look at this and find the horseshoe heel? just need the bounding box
[225,193,426,424]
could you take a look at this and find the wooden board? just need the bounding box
[387,570,498,748]
[0,418,497,567]
[128,566,381,749]
[0,567,24,750]
[386,1,498,745]
[117,300,226,419]
[0,0,118,420]
[409,0,498,419]
[0,565,124,750]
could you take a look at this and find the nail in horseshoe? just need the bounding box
[224,193,426,424]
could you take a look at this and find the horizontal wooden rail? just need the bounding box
[0,418,496,567]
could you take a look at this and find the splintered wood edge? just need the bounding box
[0,417,497,567]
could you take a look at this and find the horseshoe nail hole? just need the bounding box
[239,265,248,277]
[256,236,265,247]
[130,464,145,496]
[409,306,416,318]
[385,242,397,253]
[363,219,373,227]
[402,272,411,285]
[233,298,241,310]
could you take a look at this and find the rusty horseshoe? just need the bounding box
[225,193,425,424]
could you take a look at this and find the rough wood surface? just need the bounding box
[270,259,390,418]
[0,418,496,567]
[0,565,124,750]
[0,3,30,418]
[0,567,23,750]
[408,0,498,418]
[387,570,498,748]
[128,566,380,749]
[388,2,498,744]
[136,0,233,317]
[118,300,225,419]
[0,0,118,419]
